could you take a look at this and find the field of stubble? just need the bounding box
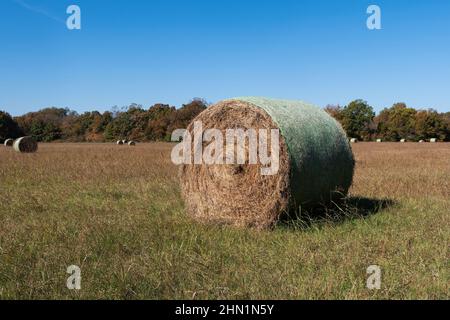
[0,142,448,299]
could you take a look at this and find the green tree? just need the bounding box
[103,104,147,141]
[375,103,416,141]
[340,100,375,140]
[415,109,448,141]
[0,110,23,142]
[15,107,71,141]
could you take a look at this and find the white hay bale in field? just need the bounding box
[376,139,382,142]
[128,141,136,146]
[13,136,38,153]
[117,140,124,145]
[419,140,424,143]
[4,138,13,147]
[430,138,437,143]
[122,139,128,144]
[400,139,406,143]
[350,138,358,143]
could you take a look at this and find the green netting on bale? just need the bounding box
[229,97,355,207]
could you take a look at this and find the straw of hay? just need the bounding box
[350,138,358,143]
[4,138,14,147]
[128,141,136,146]
[180,97,355,229]
[13,136,38,153]
[117,140,124,145]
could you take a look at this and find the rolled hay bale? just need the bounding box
[430,138,437,143]
[4,138,14,147]
[180,97,355,229]
[350,138,358,143]
[122,139,128,144]
[117,140,124,145]
[13,136,38,153]
[400,139,406,143]
[128,141,136,146]
[419,140,424,143]
[376,139,382,142]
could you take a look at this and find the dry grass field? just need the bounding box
[0,142,448,299]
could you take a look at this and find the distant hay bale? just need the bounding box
[117,140,124,145]
[122,139,128,144]
[180,97,355,229]
[400,139,406,143]
[128,141,136,146]
[4,138,13,147]
[376,139,382,142]
[350,138,358,143]
[419,140,424,143]
[13,136,38,153]
[430,138,437,143]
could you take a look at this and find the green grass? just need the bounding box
[0,143,448,299]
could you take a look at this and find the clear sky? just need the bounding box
[1,0,449,116]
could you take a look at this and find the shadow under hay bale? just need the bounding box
[13,136,38,153]
[278,197,397,230]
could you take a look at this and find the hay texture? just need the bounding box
[4,139,13,147]
[180,97,355,229]
[13,136,38,153]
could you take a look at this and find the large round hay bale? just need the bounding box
[117,140,124,145]
[13,136,38,153]
[180,97,355,229]
[350,138,358,143]
[128,141,136,146]
[4,138,13,147]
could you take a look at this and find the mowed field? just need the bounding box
[0,142,448,299]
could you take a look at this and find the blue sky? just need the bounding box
[0,0,449,116]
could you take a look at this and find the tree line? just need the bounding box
[1,99,449,143]
[325,100,449,141]
[0,98,207,143]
